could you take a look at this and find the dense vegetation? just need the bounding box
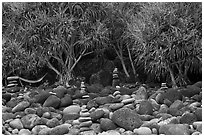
[2,2,202,87]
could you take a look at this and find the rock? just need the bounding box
[133,127,152,135]
[49,124,70,135]
[94,96,113,105]
[168,100,184,116]
[119,87,134,95]
[159,124,190,135]
[152,128,158,134]
[63,105,81,115]
[2,113,15,121]
[12,101,30,113]
[86,100,98,110]
[90,109,105,122]
[42,112,52,119]
[122,130,134,135]
[109,103,124,111]
[138,100,154,115]
[34,117,49,125]
[180,112,197,124]
[149,99,160,111]
[38,127,52,135]
[21,114,40,129]
[79,121,93,128]
[133,86,148,100]
[179,85,201,97]
[140,119,160,130]
[156,113,172,120]
[34,91,51,104]
[111,108,143,131]
[36,107,50,117]
[192,131,201,135]
[158,117,179,126]
[100,87,112,96]
[43,95,61,109]
[193,121,202,133]
[90,123,102,134]
[80,130,96,135]
[24,107,36,115]
[163,99,172,107]
[87,84,103,94]
[53,85,67,98]
[60,94,73,107]
[46,117,60,128]
[139,114,154,121]
[63,113,80,122]
[122,98,135,104]
[2,93,12,102]
[193,81,202,88]
[68,127,80,135]
[194,108,202,121]
[9,118,24,130]
[6,86,21,93]
[32,125,49,135]
[100,118,117,131]
[158,88,182,104]
[103,130,121,135]
[12,128,19,134]
[18,129,31,135]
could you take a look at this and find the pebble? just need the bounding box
[12,101,30,113]
[63,105,81,115]
[109,103,124,110]
[24,107,36,114]
[133,127,152,135]
[32,125,49,135]
[18,129,32,135]
[12,128,19,134]
[121,98,135,104]
[9,118,24,130]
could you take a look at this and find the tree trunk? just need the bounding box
[168,66,177,89]
[127,45,137,79]
[120,57,130,78]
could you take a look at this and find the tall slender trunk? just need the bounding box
[120,57,130,78]
[168,66,177,89]
[127,45,137,78]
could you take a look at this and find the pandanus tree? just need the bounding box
[2,2,109,85]
[129,2,202,87]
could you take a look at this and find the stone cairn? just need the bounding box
[112,68,120,87]
[78,105,92,132]
[81,81,89,99]
[6,76,20,88]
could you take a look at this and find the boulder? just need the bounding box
[43,95,61,109]
[100,118,117,131]
[111,108,143,131]
[12,101,30,113]
[63,105,81,115]
[194,108,202,121]
[34,91,51,104]
[48,124,70,135]
[133,86,148,100]
[9,118,24,130]
[53,85,67,98]
[158,88,182,103]
[46,117,60,128]
[94,96,113,105]
[159,124,190,135]
[133,127,152,135]
[179,85,201,97]
[21,114,41,129]
[90,109,105,122]
[180,112,197,124]
[2,93,12,102]
[138,100,154,115]
[60,94,73,107]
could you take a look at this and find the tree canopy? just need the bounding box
[2,2,202,87]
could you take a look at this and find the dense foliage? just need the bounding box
[2,2,202,87]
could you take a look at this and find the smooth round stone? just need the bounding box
[113,91,121,96]
[109,103,124,110]
[118,128,126,134]
[79,121,92,128]
[9,118,24,130]
[78,117,91,122]
[192,131,201,135]
[12,101,30,113]
[18,129,31,135]
[42,112,52,119]
[32,125,49,135]
[152,128,158,134]
[133,127,152,135]
[121,95,131,100]
[24,108,36,114]
[72,119,80,125]
[122,98,135,104]
[12,128,19,134]
[63,105,81,115]
[80,112,90,117]
[79,127,92,132]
